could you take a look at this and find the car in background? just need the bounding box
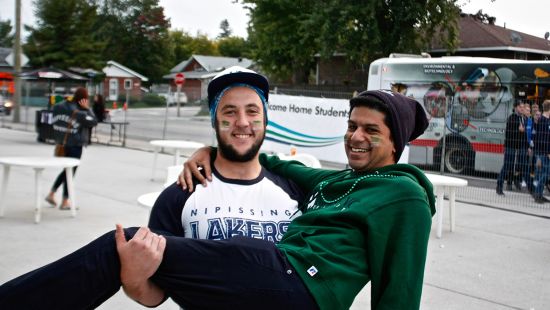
[0,95,13,115]
[159,91,188,106]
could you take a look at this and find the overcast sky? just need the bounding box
[0,0,548,39]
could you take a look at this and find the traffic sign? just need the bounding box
[174,73,185,85]
[5,52,29,67]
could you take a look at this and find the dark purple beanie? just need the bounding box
[350,90,429,161]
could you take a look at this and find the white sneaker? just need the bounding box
[521,181,527,188]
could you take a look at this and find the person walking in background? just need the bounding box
[92,93,106,122]
[496,101,527,195]
[45,87,97,210]
[532,100,550,203]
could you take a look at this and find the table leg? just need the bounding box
[151,147,159,181]
[436,186,444,238]
[174,149,181,166]
[33,168,44,224]
[65,167,77,217]
[110,123,117,144]
[449,188,456,232]
[122,123,127,147]
[0,165,11,217]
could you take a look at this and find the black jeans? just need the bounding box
[51,145,82,198]
[0,229,318,310]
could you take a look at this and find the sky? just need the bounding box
[0,0,548,39]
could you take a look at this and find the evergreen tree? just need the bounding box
[23,0,105,69]
[0,19,14,47]
[218,19,232,38]
[95,0,171,83]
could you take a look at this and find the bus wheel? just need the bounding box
[444,147,473,174]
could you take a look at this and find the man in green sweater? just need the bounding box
[0,90,434,310]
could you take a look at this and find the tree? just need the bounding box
[217,36,249,58]
[0,19,14,47]
[23,0,105,69]
[188,33,219,56]
[94,0,172,83]
[167,30,195,64]
[241,0,461,83]
[244,0,318,83]
[218,19,232,38]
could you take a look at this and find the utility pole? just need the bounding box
[13,0,22,123]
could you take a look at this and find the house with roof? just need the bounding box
[102,60,148,102]
[163,55,254,102]
[430,13,550,60]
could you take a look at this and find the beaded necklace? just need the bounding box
[311,171,397,210]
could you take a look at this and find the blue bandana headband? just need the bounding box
[209,83,268,127]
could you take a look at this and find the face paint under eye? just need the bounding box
[370,135,382,146]
[220,120,231,131]
[252,120,263,131]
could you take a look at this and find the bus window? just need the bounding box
[370,64,379,76]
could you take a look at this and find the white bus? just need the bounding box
[367,55,550,175]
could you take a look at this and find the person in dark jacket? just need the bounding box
[45,87,97,209]
[496,101,528,195]
[92,93,107,122]
[532,100,550,203]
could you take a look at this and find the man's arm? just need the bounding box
[178,146,340,193]
[148,183,191,236]
[258,153,341,194]
[115,224,167,307]
[366,195,432,309]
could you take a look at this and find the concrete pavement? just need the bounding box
[0,127,549,309]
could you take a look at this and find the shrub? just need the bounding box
[141,93,166,107]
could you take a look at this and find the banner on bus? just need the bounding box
[261,94,350,164]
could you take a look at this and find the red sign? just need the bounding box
[174,73,185,85]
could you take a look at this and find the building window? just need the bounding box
[109,79,118,101]
[124,79,132,90]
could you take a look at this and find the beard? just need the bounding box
[215,123,265,162]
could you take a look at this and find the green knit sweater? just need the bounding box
[260,154,436,310]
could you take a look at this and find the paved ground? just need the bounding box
[0,126,549,309]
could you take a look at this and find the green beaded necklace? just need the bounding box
[317,171,397,205]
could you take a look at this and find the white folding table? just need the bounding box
[149,140,205,180]
[425,173,468,238]
[0,157,80,223]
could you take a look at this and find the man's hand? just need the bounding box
[177,146,213,192]
[115,224,166,306]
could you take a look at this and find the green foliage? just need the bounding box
[94,0,172,83]
[0,19,14,47]
[140,93,166,107]
[168,30,195,64]
[244,0,318,83]
[23,0,105,69]
[188,34,219,56]
[218,36,250,58]
[241,0,461,82]
[218,19,232,38]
